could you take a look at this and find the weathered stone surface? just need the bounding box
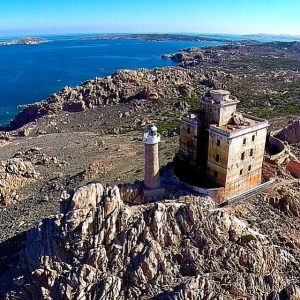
[0,148,65,205]
[5,183,298,299]
[266,182,300,217]
[10,68,204,129]
[119,181,144,205]
[0,157,39,204]
[277,119,300,144]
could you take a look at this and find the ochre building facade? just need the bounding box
[178,90,269,198]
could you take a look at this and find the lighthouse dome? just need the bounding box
[145,124,158,133]
[143,124,160,144]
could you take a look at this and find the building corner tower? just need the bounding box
[143,124,165,200]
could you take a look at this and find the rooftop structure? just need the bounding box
[178,90,269,200]
[202,89,240,127]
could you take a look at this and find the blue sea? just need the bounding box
[1,33,299,125]
[0,35,226,125]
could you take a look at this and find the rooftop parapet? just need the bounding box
[211,90,230,102]
[204,90,239,105]
[181,110,204,126]
[209,113,269,138]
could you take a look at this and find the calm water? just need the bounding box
[0,36,224,125]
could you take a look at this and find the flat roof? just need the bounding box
[202,95,239,105]
[209,114,269,138]
[211,89,230,96]
[181,115,202,127]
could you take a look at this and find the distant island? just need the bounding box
[242,33,300,41]
[86,33,234,43]
[0,37,48,46]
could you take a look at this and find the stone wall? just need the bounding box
[225,127,267,197]
[202,100,238,127]
[267,134,289,164]
[173,171,226,203]
[179,118,201,165]
[207,132,230,186]
[224,168,262,198]
[207,126,267,197]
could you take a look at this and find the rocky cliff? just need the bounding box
[9,67,226,130]
[10,68,198,129]
[5,183,300,299]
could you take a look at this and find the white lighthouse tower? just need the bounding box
[143,124,165,200]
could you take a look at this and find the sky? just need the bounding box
[0,0,300,36]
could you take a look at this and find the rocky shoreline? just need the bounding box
[8,67,208,129]
[5,41,300,132]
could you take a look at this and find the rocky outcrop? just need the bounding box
[266,182,300,217]
[10,67,217,129]
[277,119,300,144]
[11,102,47,129]
[6,183,299,299]
[0,148,65,205]
[0,158,38,204]
[119,181,144,204]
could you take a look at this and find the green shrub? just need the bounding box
[185,96,201,110]
[248,101,300,118]
[240,234,256,244]
[158,118,180,133]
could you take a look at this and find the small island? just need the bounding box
[0,37,48,46]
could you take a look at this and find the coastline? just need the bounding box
[0,36,226,126]
[1,37,300,130]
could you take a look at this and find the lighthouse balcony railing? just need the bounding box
[143,133,161,144]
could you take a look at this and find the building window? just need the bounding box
[217,139,221,147]
[252,135,255,142]
[243,138,246,145]
[215,154,220,162]
[240,169,243,175]
[187,127,191,134]
[250,149,254,156]
[248,165,252,171]
[241,152,245,160]
[214,171,218,179]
